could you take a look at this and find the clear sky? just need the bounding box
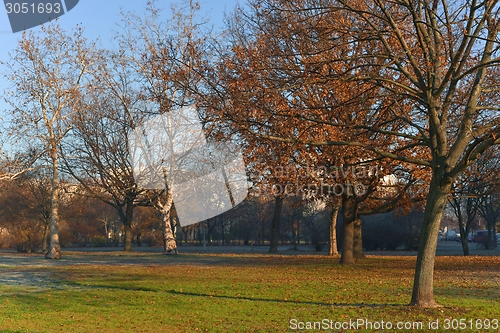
[0,0,239,119]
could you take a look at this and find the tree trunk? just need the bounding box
[328,199,340,256]
[290,216,297,250]
[123,220,133,252]
[341,219,354,265]
[207,218,217,244]
[42,222,49,253]
[122,201,134,252]
[269,195,284,253]
[157,188,177,254]
[340,195,357,265]
[102,214,110,245]
[410,176,451,307]
[457,214,470,256]
[45,147,61,259]
[459,230,470,255]
[162,209,178,254]
[454,199,473,256]
[297,219,300,246]
[353,219,365,259]
[487,225,495,250]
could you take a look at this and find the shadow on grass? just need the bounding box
[165,289,402,308]
[75,282,402,308]
[71,280,498,308]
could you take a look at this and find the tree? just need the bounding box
[216,0,424,264]
[475,150,500,249]
[115,0,210,253]
[24,173,51,252]
[60,195,117,247]
[219,0,500,307]
[214,1,370,256]
[61,65,146,252]
[231,193,275,245]
[0,175,48,252]
[3,23,96,259]
[282,196,305,250]
[322,0,500,307]
[448,160,485,255]
[478,192,500,248]
[328,197,341,255]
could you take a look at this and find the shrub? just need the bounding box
[91,236,108,247]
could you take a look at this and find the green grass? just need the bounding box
[0,253,499,332]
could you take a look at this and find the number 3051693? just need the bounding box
[443,318,499,330]
[5,2,61,14]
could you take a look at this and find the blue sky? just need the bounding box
[0,0,237,45]
[0,0,239,120]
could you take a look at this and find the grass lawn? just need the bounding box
[0,253,499,332]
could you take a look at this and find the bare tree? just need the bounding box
[475,151,500,249]
[24,173,52,252]
[115,0,209,253]
[3,23,96,259]
[61,66,147,252]
[0,174,49,252]
[448,164,484,255]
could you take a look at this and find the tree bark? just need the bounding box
[123,220,133,252]
[269,195,284,253]
[45,147,61,259]
[162,209,178,254]
[340,195,357,265]
[136,233,142,246]
[291,219,298,251]
[341,219,354,265]
[410,177,451,307]
[457,213,470,256]
[160,189,177,254]
[42,223,49,253]
[328,198,340,256]
[122,200,134,252]
[487,225,495,250]
[353,218,365,259]
[452,196,476,256]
